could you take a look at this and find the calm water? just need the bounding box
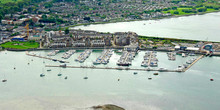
[0,50,219,110]
[73,12,220,41]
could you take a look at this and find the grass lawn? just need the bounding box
[163,7,218,15]
[163,8,195,15]
[0,41,39,49]
[0,0,23,4]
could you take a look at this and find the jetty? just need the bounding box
[182,55,204,72]
[45,65,182,72]
[26,51,69,63]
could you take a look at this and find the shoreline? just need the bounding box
[68,10,220,28]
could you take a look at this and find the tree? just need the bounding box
[198,7,207,12]
[172,6,177,10]
[174,11,179,14]
[65,27,69,34]
[42,14,47,19]
[83,17,91,21]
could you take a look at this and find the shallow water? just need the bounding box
[0,50,219,110]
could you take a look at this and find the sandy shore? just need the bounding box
[92,104,125,110]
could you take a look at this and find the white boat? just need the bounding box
[182,53,186,57]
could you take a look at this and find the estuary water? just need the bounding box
[0,50,220,110]
[73,12,220,41]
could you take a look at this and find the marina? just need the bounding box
[25,50,205,72]
[1,49,219,110]
[75,49,92,63]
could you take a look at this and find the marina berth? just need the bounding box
[167,52,176,61]
[75,49,92,63]
[47,50,60,56]
[141,51,159,67]
[93,49,113,65]
[117,51,136,66]
[62,50,76,59]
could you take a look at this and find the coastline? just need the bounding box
[68,10,220,28]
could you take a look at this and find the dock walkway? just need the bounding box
[147,51,153,66]
[26,51,69,63]
[45,65,182,72]
[183,55,204,72]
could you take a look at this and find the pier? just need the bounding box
[182,55,204,72]
[26,51,69,63]
[45,65,182,72]
[147,51,153,66]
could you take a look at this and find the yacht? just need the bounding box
[40,73,45,77]
[2,79,7,82]
[182,53,186,57]
[47,69,51,72]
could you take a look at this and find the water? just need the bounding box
[73,12,220,41]
[0,50,219,110]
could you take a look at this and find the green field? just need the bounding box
[163,8,194,15]
[163,7,218,15]
[0,41,39,49]
[0,0,23,4]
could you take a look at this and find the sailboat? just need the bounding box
[84,76,88,79]
[2,73,7,82]
[40,73,45,77]
[148,72,152,80]
[13,64,16,70]
[40,68,45,77]
[64,76,68,79]
[40,61,46,77]
[58,68,62,76]
[2,79,7,82]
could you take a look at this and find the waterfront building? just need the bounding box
[91,40,105,47]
